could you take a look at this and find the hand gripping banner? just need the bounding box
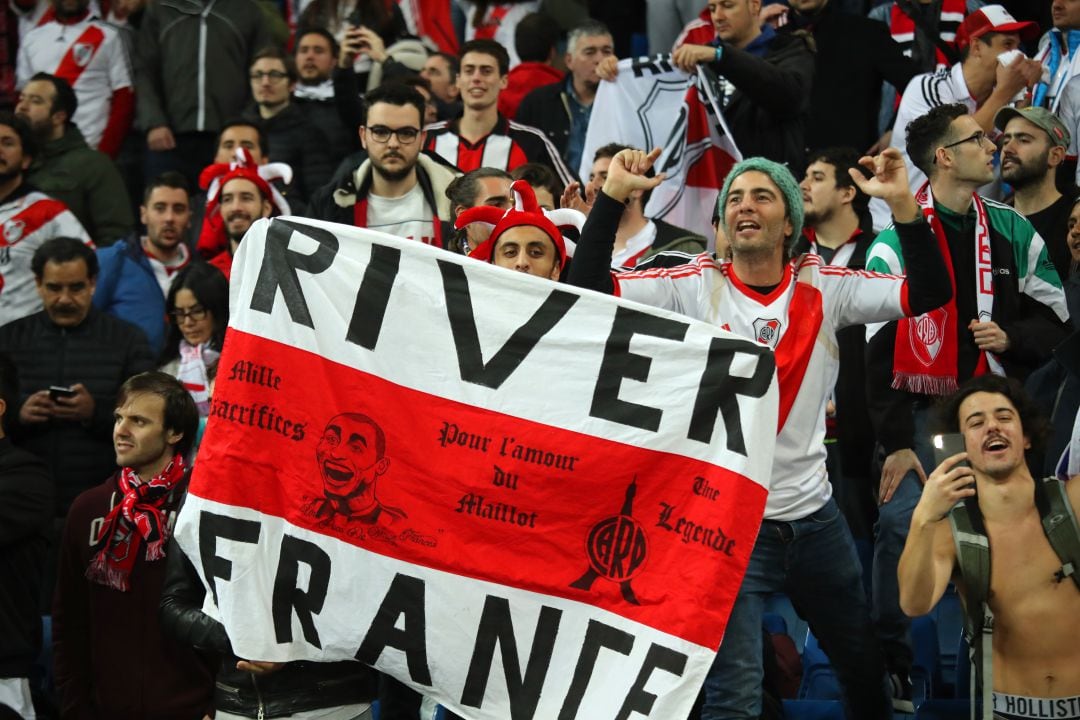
[173,217,778,720]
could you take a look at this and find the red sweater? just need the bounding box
[501,63,563,119]
[52,474,214,720]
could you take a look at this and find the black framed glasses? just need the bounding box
[933,131,989,163]
[250,70,289,82]
[365,125,421,144]
[170,306,208,322]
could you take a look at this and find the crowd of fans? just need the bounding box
[0,0,1076,719]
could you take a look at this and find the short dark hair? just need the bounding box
[906,103,969,177]
[30,72,77,123]
[0,111,36,159]
[31,237,97,280]
[362,83,427,128]
[116,372,200,460]
[515,12,559,63]
[143,171,191,205]
[328,412,386,459]
[0,352,17,433]
[295,26,339,56]
[398,74,433,95]
[938,374,1049,452]
[161,262,230,365]
[511,162,563,203]
[594,142,655,208]
[446,166,513,211]
[252,45,299,85]
[217,118,270,158]
[459,39,510,76]
[806,146,871,217]
[429,51,460,81]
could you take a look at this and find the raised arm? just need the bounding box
[567,147,664,294]
[897,452,971,616]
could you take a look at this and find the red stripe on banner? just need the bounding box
[191,329,768,649]
[53,25,106,87]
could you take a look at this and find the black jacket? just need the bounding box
[515,76,573,158]
[707,28,816,175]
[246,103,340,203]
[0,437,51,677]
[292,67,363,158]
[791,1,918,152]
[0,309,154,515]
[160,540,376,718]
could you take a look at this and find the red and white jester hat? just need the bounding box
[457,180,585,270]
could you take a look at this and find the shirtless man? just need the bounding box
[898,375,1080,719]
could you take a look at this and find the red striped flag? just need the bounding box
[174,216,777,720]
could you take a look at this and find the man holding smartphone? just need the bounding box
[898,375,1080,720]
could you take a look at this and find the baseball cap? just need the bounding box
[955,5,1039,49]
[994,106,1071,148]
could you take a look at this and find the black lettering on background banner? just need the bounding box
[272,535,332,649]
[198,511,261,607]
[356,573,433,686]
[251,219,339,327]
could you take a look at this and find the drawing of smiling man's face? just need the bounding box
[315,413,390,505]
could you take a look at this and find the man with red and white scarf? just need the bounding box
[865,102,1070,700]
[52,371,213,719]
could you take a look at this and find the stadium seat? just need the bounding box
[914,699,971,719]
[762,611,789,636]
[765,593,808,653]
[798,631,842,701]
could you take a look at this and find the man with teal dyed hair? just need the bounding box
[866,102,1071,697]
[569,146,952,719]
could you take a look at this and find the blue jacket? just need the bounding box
[92,235,166,355]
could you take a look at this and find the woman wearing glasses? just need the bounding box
[160,263,229,420]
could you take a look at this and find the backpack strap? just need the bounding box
[948,497,994,720]
[1034,476,1080,591]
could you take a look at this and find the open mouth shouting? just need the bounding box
[322,460,355,486]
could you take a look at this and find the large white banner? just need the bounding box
[174,217,778,720]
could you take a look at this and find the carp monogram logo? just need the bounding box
[752,317,782,348]
[570,479,648,605]
[73,43,95,68]
[911,308,948,366]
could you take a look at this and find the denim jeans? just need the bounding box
[872,406,935,674]
[701,498,892,720]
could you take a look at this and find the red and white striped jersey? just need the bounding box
[16,14,132,149]
[425,114,575,187]
[0,187,92,326]
[613,252,911,520]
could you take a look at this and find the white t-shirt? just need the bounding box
[613,253,910,520]
[611,220,657,269]
[16,15,132,150]
[366,183,437,245]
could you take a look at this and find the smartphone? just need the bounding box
[48,385,76,402]
[931,433,969,469]
[346,6,364,27]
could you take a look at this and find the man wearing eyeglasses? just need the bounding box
[310,83,459,247]
[247,47,337,204]
[864,102,1070,702]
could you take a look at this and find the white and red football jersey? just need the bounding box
[16,14,132,149]
[614,253,911,520]
[0,189,92,326]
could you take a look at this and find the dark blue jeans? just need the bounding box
[701,499,892,719]
[872,406,935,675]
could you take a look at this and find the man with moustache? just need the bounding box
[866,103,1070,700]
[0,238,154,522]
[92,172,193,356]
[52,371,214,719]
[996,106,1077,282]
[0,111,90,327]
[310,84,458,247]
[208,167,273,282]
